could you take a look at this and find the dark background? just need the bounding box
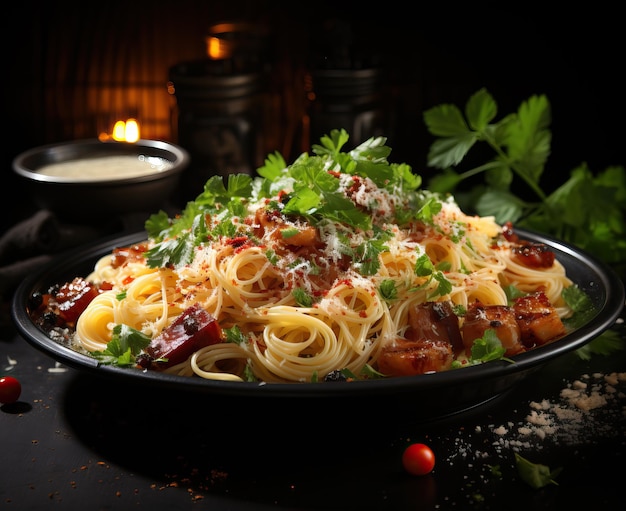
[3,1,624,232]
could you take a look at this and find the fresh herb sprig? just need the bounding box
[514,453,562,489]
[90,324,151,366]
[423,88,626,275]
[451,329,514,369]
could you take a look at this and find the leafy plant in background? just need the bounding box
[423,88,626,278]
[423,88,625,357]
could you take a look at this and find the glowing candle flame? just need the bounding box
[124,118,140,142]
[103,118,141,142]
[112,121,126,140]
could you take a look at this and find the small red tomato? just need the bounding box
[402,443,435,475]
[0,376,22,404]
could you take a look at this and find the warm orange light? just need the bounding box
[124,118,140,142]
[112,121,126,141]
[109,118,140,142]
[206,36,232,59]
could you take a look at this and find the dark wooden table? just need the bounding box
[1,297,625,511]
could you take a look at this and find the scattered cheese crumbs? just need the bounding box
[491,371,626,451]
[4,355,17,371]
[604,372,626,386]
[444,370,626,466]
[492,426,508,436]
[438,366,626,510]
[48,362,68,373]
[526,410,553,427]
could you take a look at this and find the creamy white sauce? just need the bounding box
[37,155,174,181]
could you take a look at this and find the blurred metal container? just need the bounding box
[168,22,271,202]
[168,60,263,199]
[307,67,390,146]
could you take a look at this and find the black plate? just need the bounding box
[10,229,625,420]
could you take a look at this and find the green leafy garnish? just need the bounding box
[411,252,453,299]
[378,279,398,302]
[292,287,314,307]
[503,284,526,303]
[428,271,452,299]
[561,284,597,329]
[452,329,513,368]
[224,325,248,345]
[575,329,624,360]
[414,253,435,277]
[488,464,502,478]
[355,364,385,380]
[338,364,385,381]
[353,229,390,275]
[144,174,252,268]
[90,324,151,366]
[514,453,562,489]
[559,251,625,358]
[424,88,626,274]
[280,227,301,239]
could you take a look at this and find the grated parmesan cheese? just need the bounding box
[469,370,626,458]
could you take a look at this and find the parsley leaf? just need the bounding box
[423,88,626,274]
[576,330,624,360]
[292,287,313,307]
[452,329,513,368]
[256,151,287,180]
[144,174,252,268]
[90,324,151,366]
[514,453,562,489]
[414,253,434,277]
[561,284,597,329]
[378,279,398,302]
[283,156,372,231]
[469,329,508,363]
[559,280,626,360]
[224,325,248,345]
[428,271,452,299]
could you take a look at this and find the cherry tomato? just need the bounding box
[402,443,435,475]
[0,376,22,404]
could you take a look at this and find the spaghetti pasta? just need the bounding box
[40,130,576,383]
